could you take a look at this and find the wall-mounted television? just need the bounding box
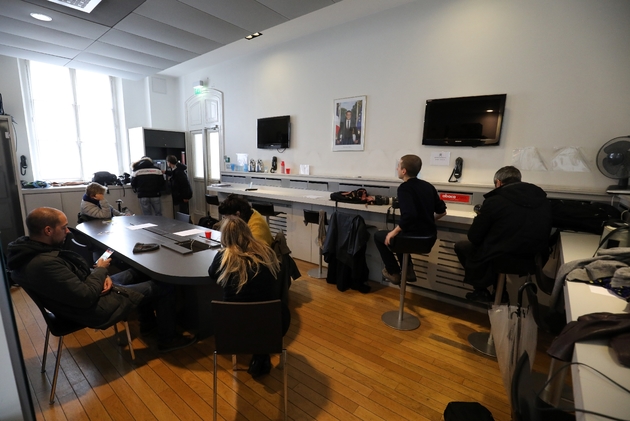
[421,94,507,147]
[257,115,290,149]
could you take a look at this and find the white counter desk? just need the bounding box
[560,232,630,421]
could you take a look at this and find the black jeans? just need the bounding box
[454,240,495,290]
[374,230,412,275]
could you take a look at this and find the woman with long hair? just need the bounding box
[208,215,289,377]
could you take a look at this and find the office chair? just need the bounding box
[252,202,286,225]
[175,212,191,223]
[512,351,575,421]
[211,300,288,421]
[21,287,135,404]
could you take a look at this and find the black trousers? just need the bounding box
[454,240,496,290]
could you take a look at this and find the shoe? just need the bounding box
[157,333,197,353]
[139,322,158,337]
[248,355,272,378]
[352,283,371,294]
[465,288,493,303]
[382,268,401,285]
[405,270,417,283]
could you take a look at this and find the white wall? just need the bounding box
[179,0,630,192]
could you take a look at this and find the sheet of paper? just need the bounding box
[430,151,451,166]
[588,285,623,298]
[127,223,157,230]
[174,228,205,236]
[304,195,324,199]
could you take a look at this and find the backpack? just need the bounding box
[92,171,120,186]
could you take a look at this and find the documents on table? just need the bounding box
[174,228,205,236]
[127,223,157,230]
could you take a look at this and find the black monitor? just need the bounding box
[421,94,507,146]
[257,115,290,149]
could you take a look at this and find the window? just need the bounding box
[26,61,122,181]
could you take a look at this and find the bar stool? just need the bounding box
[381,234,436,330]
[303,209,328,279]
[252,202,285,224]
[468,254,543,356]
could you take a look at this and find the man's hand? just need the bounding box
[95,257,111,268]
[101,276,113,295]
[385,226,402,246]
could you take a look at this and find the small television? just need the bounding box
[257,115,290,149]
[421,94,507,147]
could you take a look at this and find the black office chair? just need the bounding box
[67,227,99,263]
[211,300,288,421]
[21,287,135,404]
[205,194,220,207]
[512,351,575,421]
[381,234,436,331]
[252,202,286,225]
[303,210,328,279]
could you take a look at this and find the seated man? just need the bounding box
[217,194,273,246]
[374,154,447,285]
[454,166,552,302]
[6,207,196,353]
[80,182,131,221]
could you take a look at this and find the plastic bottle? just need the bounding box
[280,160,285,174]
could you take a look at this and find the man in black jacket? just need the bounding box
[131,157,164,216]
[165,155,192,215]
[455,166,552,302]
[6,207,196,352]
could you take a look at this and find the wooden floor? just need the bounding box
[12,259,557,421]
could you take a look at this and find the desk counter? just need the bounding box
[560,232,630,421]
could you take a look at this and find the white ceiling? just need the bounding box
[0,0,343,80]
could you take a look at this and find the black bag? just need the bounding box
[443,402,494,421]
[198,216,219,229]
[330,188,390,205]
[549,199,621,234]
[92,171,120,186]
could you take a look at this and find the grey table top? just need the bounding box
[77,215,221,285]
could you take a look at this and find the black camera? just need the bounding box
[391,197,399,209]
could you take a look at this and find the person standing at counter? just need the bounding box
[217,194,274,246]
[374,154,447,285]
[454,166,552,302]
[165,155,192,215]
[131,157,164,216]
[208,216,290,378]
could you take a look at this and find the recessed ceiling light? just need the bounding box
[245,32,262,40]
[30,12,52,21]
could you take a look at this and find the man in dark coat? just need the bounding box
[131,157,164,216]
[165,155,193,214]
[455,166,552,302]
[6,207,196,352]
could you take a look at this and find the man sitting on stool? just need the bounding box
[374,154,447,285]
[455,166,552,302]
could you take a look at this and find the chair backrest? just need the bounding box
[20,286,85,337]
[175,212,190,222]
[211,300,283,355]
[66,227,95,264]
[252,203,276,217]
[205,195,220,206]
[77,212,98,225]
[303,209,327,225]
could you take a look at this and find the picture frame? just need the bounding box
[333,96,366,151]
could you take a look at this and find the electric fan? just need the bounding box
[597,136,630,193]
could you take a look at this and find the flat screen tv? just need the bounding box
[421,94,507,146]
[257,115,290,149]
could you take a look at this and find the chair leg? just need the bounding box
[41,327,51,373]
[283,349,288,421]
[213,352,218,421]
[307,247,328,279]
[468,273,506,357]
[122,321,135,360]
[49,336,64,404]
[381,254,420,330]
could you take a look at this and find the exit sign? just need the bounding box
[439,192,472,204]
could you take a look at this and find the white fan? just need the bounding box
[596,136,630,193]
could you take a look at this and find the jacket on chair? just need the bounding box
[321,212,370,291]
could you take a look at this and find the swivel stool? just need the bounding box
[303,209,328,279]
[381,234,436,330]
[468,254,543,356]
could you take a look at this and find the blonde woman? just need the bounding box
[208,215,290,377]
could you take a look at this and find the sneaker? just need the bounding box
[465,288,493,303]
[382,268,401,285]
[157,334,197,353]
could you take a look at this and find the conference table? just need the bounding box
[77,215,224,338]
[559,232,630,421]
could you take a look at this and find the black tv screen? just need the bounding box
[421,94,507,146]
[257,115,290,149]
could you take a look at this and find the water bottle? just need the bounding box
[280,161,285,174]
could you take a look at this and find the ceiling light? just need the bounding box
[245,32,262,40]
[30,13,52,21]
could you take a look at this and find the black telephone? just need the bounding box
[448,157,463,182]
[20,155,28,176]
[270,156,278,173]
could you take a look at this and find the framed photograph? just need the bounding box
[333,95,366,151]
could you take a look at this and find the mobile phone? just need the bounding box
[97,248,114,263]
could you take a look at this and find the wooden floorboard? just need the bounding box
[11,258,558,421]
